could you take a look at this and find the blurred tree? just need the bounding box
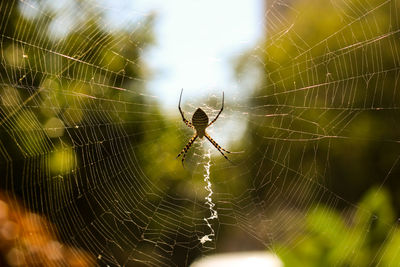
[0,0,157,198]
[236,0,400,213]
[233,0,400,263]
[0,0,164,264]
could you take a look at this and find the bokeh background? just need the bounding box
[1,0,400,266]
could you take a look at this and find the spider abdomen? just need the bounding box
[192,108,208,138]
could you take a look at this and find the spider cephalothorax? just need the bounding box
[176,89,231,166]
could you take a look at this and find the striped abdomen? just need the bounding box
[192,108,209,138]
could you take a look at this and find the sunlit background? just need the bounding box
[137,0,263,110]
[1,0,400,266]
[39,0,263,109]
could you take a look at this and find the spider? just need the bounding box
[176,89,231,166]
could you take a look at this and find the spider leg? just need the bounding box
[178,89,194,129]
[205,133,232,163]
[176,134,198,166]
[208,91,224,127]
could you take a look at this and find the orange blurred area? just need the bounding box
[0,192,95,267]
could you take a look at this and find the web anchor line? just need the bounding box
[199,149,218,245]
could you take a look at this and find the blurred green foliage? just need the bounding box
[235,0,400,265]
[0,0,158,181]
[234,0,400,209]
[276,187,400,266]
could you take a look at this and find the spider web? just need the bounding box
[1,0,400,266]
